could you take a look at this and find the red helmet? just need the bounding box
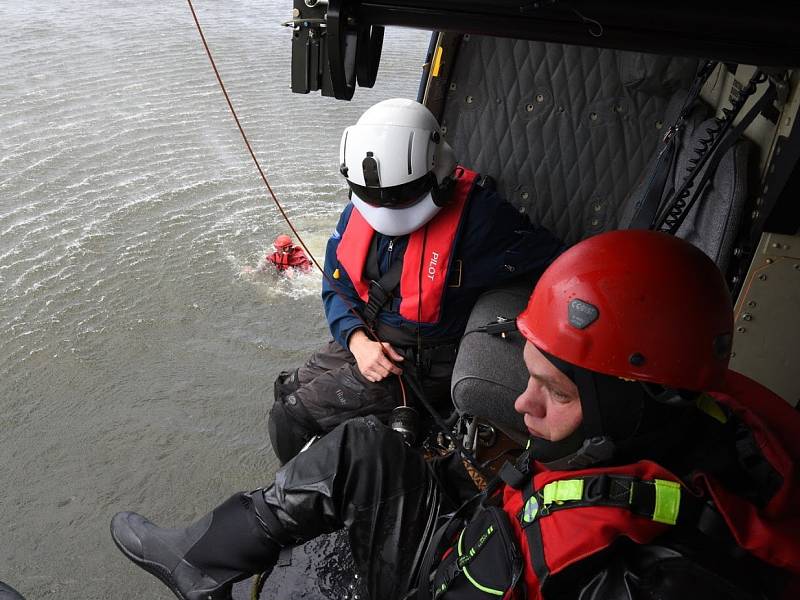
[517,230,733,391]
[274,234,293,250]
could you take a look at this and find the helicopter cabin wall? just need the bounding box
[425,34,700,247]
[432,35,800,423]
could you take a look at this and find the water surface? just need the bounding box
[0,2,429,597]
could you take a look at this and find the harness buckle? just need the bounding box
[583,474,610,502]
[363,279,392,324]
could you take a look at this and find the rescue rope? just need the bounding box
[184,0,407,405]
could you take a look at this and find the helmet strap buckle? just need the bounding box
[541,436,616,471]
[431,173,456,207]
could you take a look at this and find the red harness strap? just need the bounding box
[336,167,477,324]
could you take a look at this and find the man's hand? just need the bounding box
[348,330,404,382]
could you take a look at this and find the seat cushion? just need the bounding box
[451,279,533,441]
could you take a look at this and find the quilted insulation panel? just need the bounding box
[440,36,698,244]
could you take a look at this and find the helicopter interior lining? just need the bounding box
[440,36,771,436]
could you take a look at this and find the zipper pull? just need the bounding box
[388,239,394,253]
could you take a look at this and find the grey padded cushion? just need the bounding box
[441,36,698,245]
[451,279,533,441]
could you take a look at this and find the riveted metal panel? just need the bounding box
[730,232,800,407]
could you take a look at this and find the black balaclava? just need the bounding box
[530,349,695,470]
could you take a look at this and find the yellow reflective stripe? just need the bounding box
[696,393,727,423]
[456,528,504,595]
[542,479,584,505]
[431,46,444,77]
[653,479,681,525]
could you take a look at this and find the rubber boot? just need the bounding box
[110,492,281,600]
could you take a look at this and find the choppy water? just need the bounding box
[0,2,429,597]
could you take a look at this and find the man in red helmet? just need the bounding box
[111,231,800,600]
[265,234,312,273]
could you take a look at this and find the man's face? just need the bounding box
[514,342,583,442]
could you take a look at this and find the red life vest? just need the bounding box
[336,167,477,324]
[268,246,312,272]
[495,370,800,599]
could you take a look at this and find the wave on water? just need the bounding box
[235,253,322,300]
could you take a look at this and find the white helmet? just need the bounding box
[339,98,457,236]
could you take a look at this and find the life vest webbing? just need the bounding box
[522,478,550,585]
[519,475,684,526]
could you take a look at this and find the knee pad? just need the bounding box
[268,396,315,465]
[274,369,301,402]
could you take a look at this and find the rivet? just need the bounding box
[737,326,746,333]
[766,258,774,264]
[463,34,471,41]
[521,191,529,200]
[794,264,800,270]
[591,218,600,226]
[293,8,300,17]
[731,351,736,358]
[536,94,544,103]
[449,82,457,91]
[629,352,646,366]
[758,274,767,281]
[526,103,534,112]
[742,313,753,321]
[772,242,781,248]
[655,120,664,129]
[466,95,473,104]
[557,106,565,113]
[593,202,602,212]
[747,300,757,307]
[496,98,502,104]
[590,112,599,121]
[441,126,447,135]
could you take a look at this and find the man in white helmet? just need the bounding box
[269,98,563,464]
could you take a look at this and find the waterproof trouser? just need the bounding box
[262,416,474,600]
[269,340,456,464]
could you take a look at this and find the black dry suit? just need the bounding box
[112,416,475,600]
[112,370,800,600]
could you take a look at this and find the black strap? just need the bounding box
[362,246,404,326]
[653,71,773,233]
[628,60,717,230]
[660,78,777,234]
[522,479,550,585]
[250,489,290,545]
[416,492,485,600]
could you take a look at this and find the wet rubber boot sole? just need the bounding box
[110,521,197,600]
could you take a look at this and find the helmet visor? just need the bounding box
[347,172,435,209]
